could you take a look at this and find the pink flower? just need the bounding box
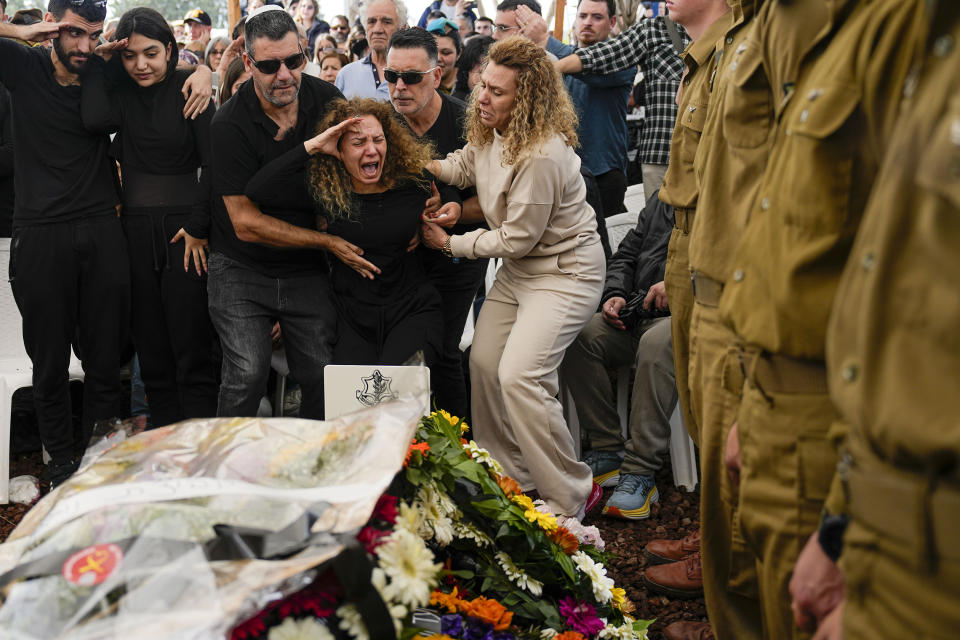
[558,597,605,636]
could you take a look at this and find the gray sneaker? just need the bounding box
[582,449,623,487]
[603,473,659,520]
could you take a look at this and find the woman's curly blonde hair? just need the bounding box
[464,36,579,166]
[308,98,435,220]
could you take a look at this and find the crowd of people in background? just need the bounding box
[0,0,958,639]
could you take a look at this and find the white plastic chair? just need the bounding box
[623,183,646,214]
[0,238,85,503]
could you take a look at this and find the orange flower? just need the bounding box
[461,596,513,631]
[547,526,580,554]
[429,587,465,614]
[404,440,430,466]
[495,473,522,498]
[555,633,586,640]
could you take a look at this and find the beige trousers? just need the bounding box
[470,241,605,517]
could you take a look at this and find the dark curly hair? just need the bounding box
[308,98,435,220]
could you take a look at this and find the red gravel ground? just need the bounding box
[0,452,706,639]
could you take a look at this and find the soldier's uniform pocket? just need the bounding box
[782,83,862,235]
[721,39,773,150]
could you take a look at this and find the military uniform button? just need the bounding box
[842,364,859,382]
[727,36,734,44]
[733,269,745,283]
[761,197,770,211]
[800,110,810,123]
[934,34,954,57]
[861,251,875,271]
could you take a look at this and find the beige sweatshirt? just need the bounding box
[436,130,600,270]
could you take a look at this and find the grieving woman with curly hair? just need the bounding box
[246,98,457,367]
[421,37,605,520]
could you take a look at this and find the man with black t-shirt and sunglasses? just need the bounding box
[209,6,373,420]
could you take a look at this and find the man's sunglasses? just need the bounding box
[383,67,438,84]
[249,48,306,74]
[71,0,108,7]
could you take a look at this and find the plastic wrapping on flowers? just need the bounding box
[0,392,428,640]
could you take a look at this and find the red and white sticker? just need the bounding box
[62,543,123,587]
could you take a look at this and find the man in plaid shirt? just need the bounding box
[548,11,689,193]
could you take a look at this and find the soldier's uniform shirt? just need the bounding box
[713,1,924,639]
[827,3,960,636]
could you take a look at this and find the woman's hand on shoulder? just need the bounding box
[182,65,213,120]
[304,116,364,158]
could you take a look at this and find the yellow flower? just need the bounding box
[524,507,558,533]
[432,409,458,424]
[611,586,626,609]
[511,494,534,511]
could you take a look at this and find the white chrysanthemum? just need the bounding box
[599,622,647,640]
[416,483,457,545]
[494,551,544,596]
[395,500,432,540]
[370,568,408,634]
[464,440,503,474]
[540,629,559,639]
[268,617,334,640]
[375,528,442,608]
[572,550,615,603]
[337,604,368,640]
[453,519,493,547]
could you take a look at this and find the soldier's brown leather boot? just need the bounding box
[642,551,703,599]
[663,621,714,640]
[643,528,700,565]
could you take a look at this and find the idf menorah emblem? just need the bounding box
[356,369,399,407]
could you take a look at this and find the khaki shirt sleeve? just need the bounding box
[450,154,559,260]
[435,144,478,190]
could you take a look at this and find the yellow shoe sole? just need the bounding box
[593,468,620,487]
[603,487,659,520]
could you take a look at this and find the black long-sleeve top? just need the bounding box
[602,188,673,304]
[80,57,214,238]
[245,143,458,303]
[0,83,14,236]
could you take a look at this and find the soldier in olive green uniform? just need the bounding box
[686,1,829,637]
[718,0,926,637]
[825,2,960,636]
[658,10,733,451]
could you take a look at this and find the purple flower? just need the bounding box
[463,619,494,640]
[557,596,604,635]
[441,614,464,636]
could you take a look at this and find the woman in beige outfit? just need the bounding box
[422,37,604,518]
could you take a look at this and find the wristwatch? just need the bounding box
[441,237,454,258]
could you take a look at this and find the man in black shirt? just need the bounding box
[209,6,372,419]
[386,28,488,418]
[0,0,129,486]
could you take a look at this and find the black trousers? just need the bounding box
[123,210,218,427]
[422,251,488,418]
[596,169,628,218]
[9,214,130,463]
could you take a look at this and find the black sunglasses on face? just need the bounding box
[383,67,437,84]
[249,48,306,74]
